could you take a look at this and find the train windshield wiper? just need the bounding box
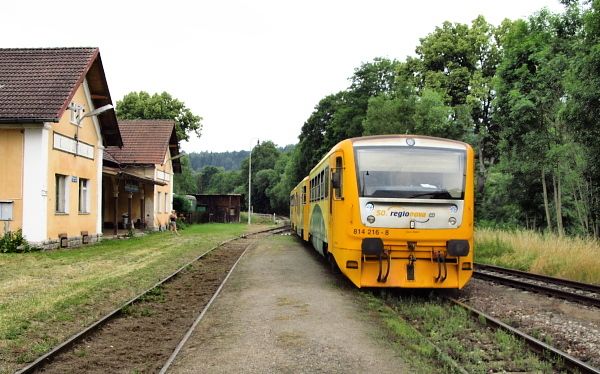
[408,191,452,199]
[360,171,370,196]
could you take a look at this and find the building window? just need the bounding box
[0,201,13,221]
[53,133,94,159]
[165,193,169,213]
[79,178,90,213]
[56,174,68,213]
[157,192,162,213]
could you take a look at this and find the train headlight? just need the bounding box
[367,215,376,224]
[406,138,416,146]
[448,217,457,225]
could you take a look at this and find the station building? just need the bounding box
[103,120,181,233]
[0,48,181,248]
[0,48,122,247]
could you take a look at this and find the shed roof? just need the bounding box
[104,119,181,172]
[0,47,121,146]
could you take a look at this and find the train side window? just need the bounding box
[317,172,322,200]
[321,170,325,199]
[333,156,343,199]
[302,186,306,204]
[324,167,329,198]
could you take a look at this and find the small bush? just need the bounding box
[475,236,514,263]
[173,194,193,213]
[0,229,33,253]
[176,217,187,230]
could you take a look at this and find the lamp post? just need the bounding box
[72,104,114,156]
[248,139,259,224]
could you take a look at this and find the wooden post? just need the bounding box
[113,193,118,236]
[112,176,119,236]
[140,186,145,229]
[127,193,133,230]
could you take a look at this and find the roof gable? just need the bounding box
[105,120,180,172]
[0,47,121,146]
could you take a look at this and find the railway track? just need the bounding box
[448,297,600,374]
[16,225,288,374]
[377,291,600,373]
[474,263,600,308]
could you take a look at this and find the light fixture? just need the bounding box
[73,104,114,156]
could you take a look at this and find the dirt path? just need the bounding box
[169,234,408,373]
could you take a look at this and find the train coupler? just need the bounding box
[361,238,390,283]
[434,251,447,283]
[407,254,416,280]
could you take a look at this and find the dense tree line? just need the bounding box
[287,0,599,236]
[187,151,250,171]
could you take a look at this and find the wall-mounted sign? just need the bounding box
[71,176,78,183]
[124,184,139,193]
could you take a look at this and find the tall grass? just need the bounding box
[475,228,600,285]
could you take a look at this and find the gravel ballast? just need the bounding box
[169,235,408,373]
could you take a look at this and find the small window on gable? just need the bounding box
[0,201,13,220]
[69,102,84,126]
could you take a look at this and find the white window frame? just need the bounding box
[0,201,13,221]
[55,174,69,213]
[53,133,94,160]
[165,193,169,213]
[156,170,171,182]
[79,178,90,213]
[157,191,162,213]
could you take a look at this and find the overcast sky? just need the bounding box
[2,0,564,153]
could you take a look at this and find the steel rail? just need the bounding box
[15,225,287,374]
[475,263,600,293]
[448,298,600,374]
[159,232,259,373]
[473,264,600,308]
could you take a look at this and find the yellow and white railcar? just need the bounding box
[290,177,308,237]
[296,135,474,288]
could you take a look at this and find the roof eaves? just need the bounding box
[0,117,59,123]
[54,48,99,120]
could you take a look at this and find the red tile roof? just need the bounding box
[0,47,121,146]
[105,120,180,171]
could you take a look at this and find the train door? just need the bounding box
[329,152,344,265]
[302,182,309,241]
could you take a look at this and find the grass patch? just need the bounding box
[475,228,600,284]
[0,223,251,373]
[361,293,458,373]
[240,212,278,225]
[364,292,551,373]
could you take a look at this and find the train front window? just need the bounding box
[355,146,466,199]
